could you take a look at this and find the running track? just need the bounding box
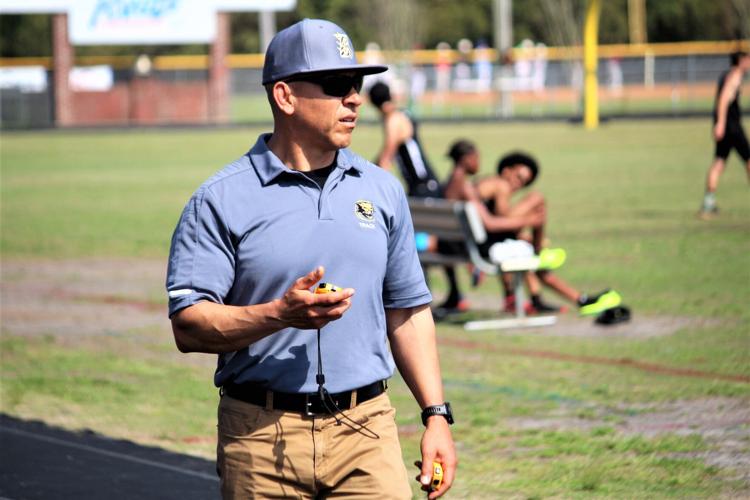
[0,414,218,499]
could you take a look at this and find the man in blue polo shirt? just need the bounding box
[166,19,456,499]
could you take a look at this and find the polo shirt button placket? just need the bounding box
[317,174,338,221]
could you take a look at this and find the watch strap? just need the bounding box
[421,402,454,426]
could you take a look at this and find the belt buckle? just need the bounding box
[304,393,316,417]
[303,393,336,416]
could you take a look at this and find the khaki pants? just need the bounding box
[217,392,412,499]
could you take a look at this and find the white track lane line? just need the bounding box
[0,426,218,482]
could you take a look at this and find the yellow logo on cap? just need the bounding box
[334,33,353,59]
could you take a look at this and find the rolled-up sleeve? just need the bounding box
[382,189,432,309]
[166,187,236,317]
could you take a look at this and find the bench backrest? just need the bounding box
[409,197,465,242]
[408,197,498,275]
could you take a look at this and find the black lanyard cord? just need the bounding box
[316,328,380,439]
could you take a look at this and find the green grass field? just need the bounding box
[2,120,749,498]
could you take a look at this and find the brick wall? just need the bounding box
[68,79,209,126]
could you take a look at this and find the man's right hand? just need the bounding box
[274,266,355,330]
[713,122,725,141]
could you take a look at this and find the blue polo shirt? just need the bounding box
[166,134,432,393]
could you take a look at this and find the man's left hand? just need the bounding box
[415,417,456,499]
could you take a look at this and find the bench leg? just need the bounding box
[512,271,525,318]
[462,269,557,331]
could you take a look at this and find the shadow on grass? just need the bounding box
[0,413,218,500]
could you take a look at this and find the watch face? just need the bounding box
[422,403,454,425]
[444,402,454,423]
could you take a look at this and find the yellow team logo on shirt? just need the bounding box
[334,33,353,59]
[354,200,375,221]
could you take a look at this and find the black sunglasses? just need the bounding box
[285,73,364,98]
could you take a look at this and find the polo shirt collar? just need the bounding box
[248,133,363,186]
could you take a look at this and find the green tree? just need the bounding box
[0,15,51,57]
[231,13,261,54]
[646,0,749,42]
[514,0,629,46]
[417,0,493,49]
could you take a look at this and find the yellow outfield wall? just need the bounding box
[1,40,748,70]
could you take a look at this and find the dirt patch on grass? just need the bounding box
[2,258,717,345]
[436,289,724,339]
[1,258,167,337]
[624,398,750,485]
[0,258,213,366]
[506,397,750,487]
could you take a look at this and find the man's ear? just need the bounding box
[272,81,295,116]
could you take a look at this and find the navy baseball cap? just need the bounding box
[262,19,388,85]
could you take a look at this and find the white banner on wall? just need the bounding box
[0,0,67,13]
[215,0,295,11]
[0,67,48,93]
[69,65,114,91]
[0,0,295,14]
[69,0,217,45]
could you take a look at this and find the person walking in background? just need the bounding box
[369,81,443,197]
[166,19,455,499]
[700,50,750,218]
[369,81,466,314]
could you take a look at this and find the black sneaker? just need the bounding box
[530,295,564,314]
[595,305,631,325]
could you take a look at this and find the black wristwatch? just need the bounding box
[421,402,454,426]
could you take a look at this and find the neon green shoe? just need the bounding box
[579,289,622,316]
[537,248,567,270]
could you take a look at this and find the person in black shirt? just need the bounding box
[700,51,750,218]
[370,82,466,313]
[369,82,443,198]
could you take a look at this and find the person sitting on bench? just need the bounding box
[444,141,620,315]
[475,150,621,315]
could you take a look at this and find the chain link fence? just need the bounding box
[0,51,742,128]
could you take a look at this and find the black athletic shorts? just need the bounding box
[436,239,466,257]
[478,231,518,259]
[476,199,518,257]
[715,124,750,162]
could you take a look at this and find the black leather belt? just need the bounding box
[222,380,387,416]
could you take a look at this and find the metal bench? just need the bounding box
[408,197,556,330]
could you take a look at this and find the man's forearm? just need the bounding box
[716,98,729,130]
[170,267,355,354]
[476,202,526,232]
[377,154,392,170]
[389,305,457,498]
[386,305,444,408]
[171,300,285,354]
[716,74,739,133]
